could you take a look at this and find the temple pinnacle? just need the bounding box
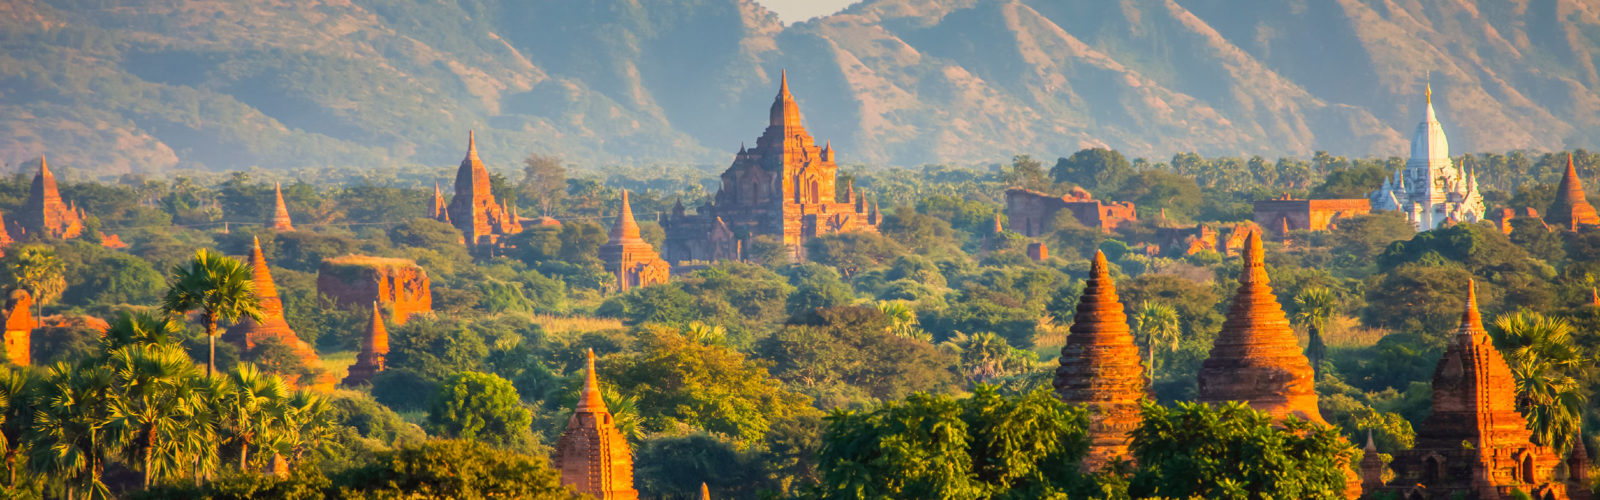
[578,348,608,412]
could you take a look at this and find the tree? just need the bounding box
[4,244,66,318]
[105,343,202,488]
[519,153,567,216]
[332,440,568,498]
[426,371,533,448]
[607,330,818,444]
[814,386,1091,498]
[28,363,117,500]
[1129,401,1357,499]
[1490,311,1589,450]
[1051,148,1133,194]
[1292,288,1339,381]
[222,364,288,471]
[1131,301,1181,382]
[1002,154,1051,192]
[161,249,264,378]
[0,366,38,493]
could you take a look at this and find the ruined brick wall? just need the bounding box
[1005,188,1137,236]
[317,256,432,325]
[1252,199,1370,234]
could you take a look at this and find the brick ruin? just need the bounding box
[661,72,878,263]
[600,192,670,292]
[316,255,432,325]
[1252,194,1370,236]
[1053,250,1146,470]
[224,238,336,392]
[1004,187,1135,236]
[553,349,639,499]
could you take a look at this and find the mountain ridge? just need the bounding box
[1,0,1596,174]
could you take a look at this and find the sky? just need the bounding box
[755,0,857,23]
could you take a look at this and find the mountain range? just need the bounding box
[3,0,1599,175]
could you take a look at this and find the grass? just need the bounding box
[319,350,358,382]
[525,314,625,335]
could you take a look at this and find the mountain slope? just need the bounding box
[2,0,1598,174]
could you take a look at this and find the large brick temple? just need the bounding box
[553,349,639,499]
[435,131,523,253]
[661,72,878,263]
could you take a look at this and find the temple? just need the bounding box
[1368,282,1576,500]
[1,290,34,366]
[340,302,388,386]
[1196,230,1324,424]
[224,238,335,392]
[269,183,295,231]
[1005,187,1136,236]
[1368,84,1485,230]
[660,72,877,263]
[552,349,640,499]
[1545,153,1600,230]
[439,131,522,252]
[1053,250,1146,470]
[14,156,85,241]
[600,192,670,292]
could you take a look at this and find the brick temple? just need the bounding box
[1546,153,1600,231]
[553,349,639,499]
[600,191,670,292]
[340,302,388,386]
[1366,282,1582,500]
[1053,250,1146,470]
[14,156,85,241]
[437,131,522,253]
[1252,194,1370,236]
[224,238,335,392]
[660,72,877,263]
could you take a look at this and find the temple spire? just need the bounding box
[578,348,608,412]
[1547,153,1600,229]
[270,182,294,231]
[1459,279,1484,337]
[608,191,642,243]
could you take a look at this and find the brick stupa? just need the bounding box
[16,156,84,240]
[552,349,639,499]
[269,183,294,231]
[1370,281,1575,500]
[1546,153,1600,230]
[225,238,335,392]
[1196,230,1324,424]
[440,131,521,250]
[339,302,388,386]
[600,191,669,292]
[1053,250,1146,470]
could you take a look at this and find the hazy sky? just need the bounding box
[755,0,857,23]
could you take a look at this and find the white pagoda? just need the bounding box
[1368,84,1485,230]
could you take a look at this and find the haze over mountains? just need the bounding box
[3,0,1599,174]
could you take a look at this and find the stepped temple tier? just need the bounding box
[1053,250,1146,470]
[438,131,522,253]
[601,191,670,292]
[660,72,878,263]
[1369,84,1485,230]
[1196,230,1324,424]
[1546,153,1600,230]
[553,349,640,499]
[1367,281,1581,500]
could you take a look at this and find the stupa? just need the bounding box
[1053,250,1146,470]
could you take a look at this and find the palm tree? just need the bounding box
[28,363,116,500]
[681,322,728,346]
[6,245,65,319]
[1131,301,1181,381]
[0,366,35,489]
[101,311,185,353]
[105,343,201,488]
[161,249,263,378]
[876,300,930,341]
[222,364,288,471]
[1491,311,1590,450]
[1292,287,1339,381]
[272,390,335,468]
[942,332,1034,384]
